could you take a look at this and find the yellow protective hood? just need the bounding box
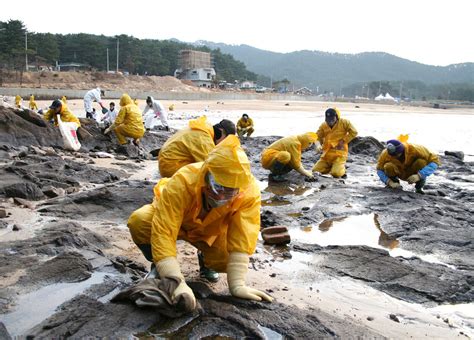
[120,93,133,106]
[397,134,409,143]
[188,116,214,139]
[203,135,251,189]
[297,132,318,150]
[30,95,35,101]
[333,107,341,119]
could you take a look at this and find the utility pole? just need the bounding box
[399,81,403,101]
[25,31,28,71]
[106,48,109,72]
[116,39,119,73]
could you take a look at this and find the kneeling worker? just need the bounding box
[127,135,272,311]
[376,137,440,194]
[312,108,358,178]
[261,132,317,181]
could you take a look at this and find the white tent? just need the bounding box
[384,93,395,101]
[374,94,385,101]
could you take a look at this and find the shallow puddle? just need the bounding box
[289,213,453,267]
[2,271,111,336]
[261,197,291,207]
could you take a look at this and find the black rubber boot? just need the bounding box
[415,178,426,194]
[198,251,219,282]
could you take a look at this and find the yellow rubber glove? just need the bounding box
[314,141,322,153]
[387,179,402,189]
[407,174,421,184]
[296,165,314,178]
[227,252,273,302]
[156,257,196,310]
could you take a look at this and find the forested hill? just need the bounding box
[197,41,474,93]
[0,20,258,83]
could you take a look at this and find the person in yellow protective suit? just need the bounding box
[29,95,38,110]
[127,135,272,311]
[43,99,81,127]
[376,138,440,194]
[261,132,317,181]
[237,113,254,139]
[104,94,145,145]
[15,95,22,108]
[158,116,236,178]
[61,96,67,104]
[312,108,358,178]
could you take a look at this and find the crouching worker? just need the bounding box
[127,135,272,311]
[104,93,145,146]
[44,99,81,128]
[261,132,317,181]
[237,113,254,139]
[376,138,440,194]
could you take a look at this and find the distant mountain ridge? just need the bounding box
[194,41,474,91]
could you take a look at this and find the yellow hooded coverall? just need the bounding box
[61,96,67,104]
[15,95,22,108]
[113,94,145,145]
[158,116,216,178]
[377,143,440,180]
[312,108,358,177]
[261,132,317,175]
[128,135,260,272]
[29,95,38,110]
[237,117,254,137]
[43,102,81,127]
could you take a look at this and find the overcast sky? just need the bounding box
[2,0,472,66]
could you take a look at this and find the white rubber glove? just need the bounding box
[314,141,322,153]
[227,252,273,302]
[407,174,421,184]
[387,179,402,189]
[156,257,196,310]
[296,165,314,179]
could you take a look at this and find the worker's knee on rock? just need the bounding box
[313,160,330,174]
[331,167,345,178]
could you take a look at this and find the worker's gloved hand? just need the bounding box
[104,124,115,135]
[227,252,273,302]
[407,174,421,184]
[336,139,345,150]
[101,107,108,114]
[314,141,322,153]
[387,179,402,189]
[156,257,196,311]
[296,166,313,179]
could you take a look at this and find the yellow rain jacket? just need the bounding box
[261,133,317,170]
[159,116,215,178]
[15,95,22,108]
[61,96,67,104]
[114,94,145,140]
[29,95,38,110]
[377,143,441,178]
[129,135,261,271]
[237,117,254,129]
[316,108,358,161]
[44,102,81,127]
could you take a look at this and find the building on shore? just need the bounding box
[174,50,216,88]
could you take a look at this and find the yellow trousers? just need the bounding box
[383,159,427,181]
[313,154,346,178]
[128,204,230,272]
[115,124,144,145]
